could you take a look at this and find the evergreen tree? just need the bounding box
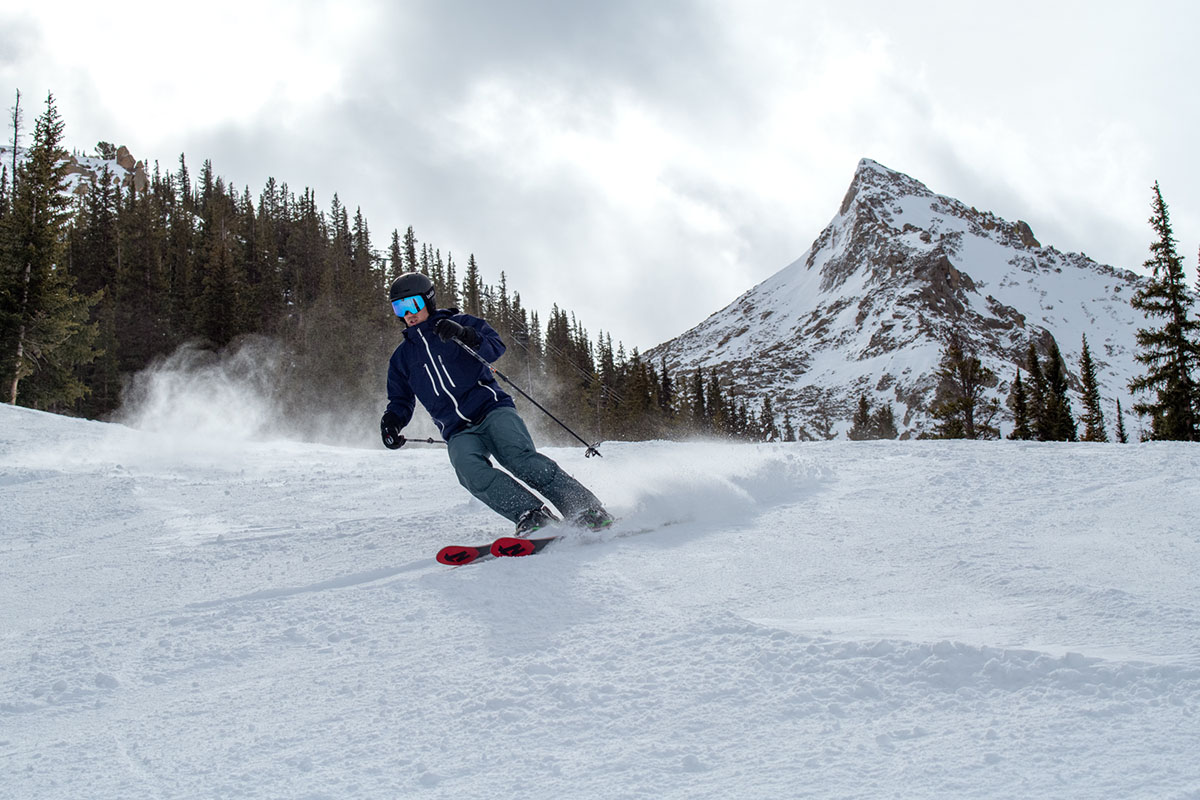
[689,369,705,431]
[462,254,482,316]
[1025,341,1049,439]
[7,89,20,194]
[193,178,248,346]
[443,251,459,308]
[495,272,512,339]
[285,187,325,306]
[197,217,245,347]
[528,309,541,363]
[1041,340,1078,441]
[71,165,120,296]
[165,154,197,334]
[175,153,193,213]
[248,179,285,332]
[730,398,746,439]
[848,393,899,439]
[624,348,654,439]
[0,93,99,407]
[1007,369,1034,440]
[198,159,214,211]
[848,394,873,440]
[658,355,674,417]
[1078,334,1108,442]
[1128,182,1200,440]
[349,205,381,317]
[539,304,596,440]
[705,369,726,435]
[350,207,373,276]
[1115,398,1129,444]
[388,229,403,282]
[928,334,1000,439]
[115,174,172,372]
[402,226,418,273]
[507,292,535,383]
[324,194,351,289]
[871,403,898,439]
[435,247,450,298]
[760,396,780,442]
[595,331,618,432]
[0,166,9,227]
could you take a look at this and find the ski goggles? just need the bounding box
[391,294,426,317]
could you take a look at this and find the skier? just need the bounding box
[380,272,612,536]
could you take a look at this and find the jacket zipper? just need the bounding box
[438,355,457,388]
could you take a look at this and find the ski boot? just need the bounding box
[514,506,559,537]
[573,507,615,531]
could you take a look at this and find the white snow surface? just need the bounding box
[3,404,1200,798]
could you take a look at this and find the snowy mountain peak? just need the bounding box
[840,157,932,214]
[651,159,1146,439]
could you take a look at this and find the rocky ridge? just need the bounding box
[1,144,144,197]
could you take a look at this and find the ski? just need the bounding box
[435,534,558,565]
[436,513,584,565]
[435,542,493,566]
[436,516,666,566]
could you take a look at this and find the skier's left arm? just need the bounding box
[464,316,506,362]
[435,314,507,362]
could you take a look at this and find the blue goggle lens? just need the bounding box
[392,295,426,317]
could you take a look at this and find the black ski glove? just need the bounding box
[380,411,406,450]
[434,318,481,348]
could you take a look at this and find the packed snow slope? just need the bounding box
[3,403,1200,799]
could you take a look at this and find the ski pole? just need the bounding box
[452,337,603,458]
[406,437,448,447]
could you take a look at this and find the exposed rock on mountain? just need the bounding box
[1,144,144,196]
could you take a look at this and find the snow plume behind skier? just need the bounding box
[380,272,613,536]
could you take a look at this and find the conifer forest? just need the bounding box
[1,95,781,446]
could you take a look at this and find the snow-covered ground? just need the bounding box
[3,402,1200,799]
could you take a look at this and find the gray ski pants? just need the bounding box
[446,406,602,524]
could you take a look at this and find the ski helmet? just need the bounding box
[389,272,436,314]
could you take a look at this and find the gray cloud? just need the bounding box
[260,0,767,344]
[0,12,38,69]
[367,0,727,103]
[8,0,1200,351]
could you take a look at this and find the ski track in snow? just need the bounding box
[2,404,1200,799]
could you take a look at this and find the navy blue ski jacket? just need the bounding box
[385,309,515,441]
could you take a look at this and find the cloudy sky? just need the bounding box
[3,0,1197,350]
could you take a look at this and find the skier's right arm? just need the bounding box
[383,356,415,449]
